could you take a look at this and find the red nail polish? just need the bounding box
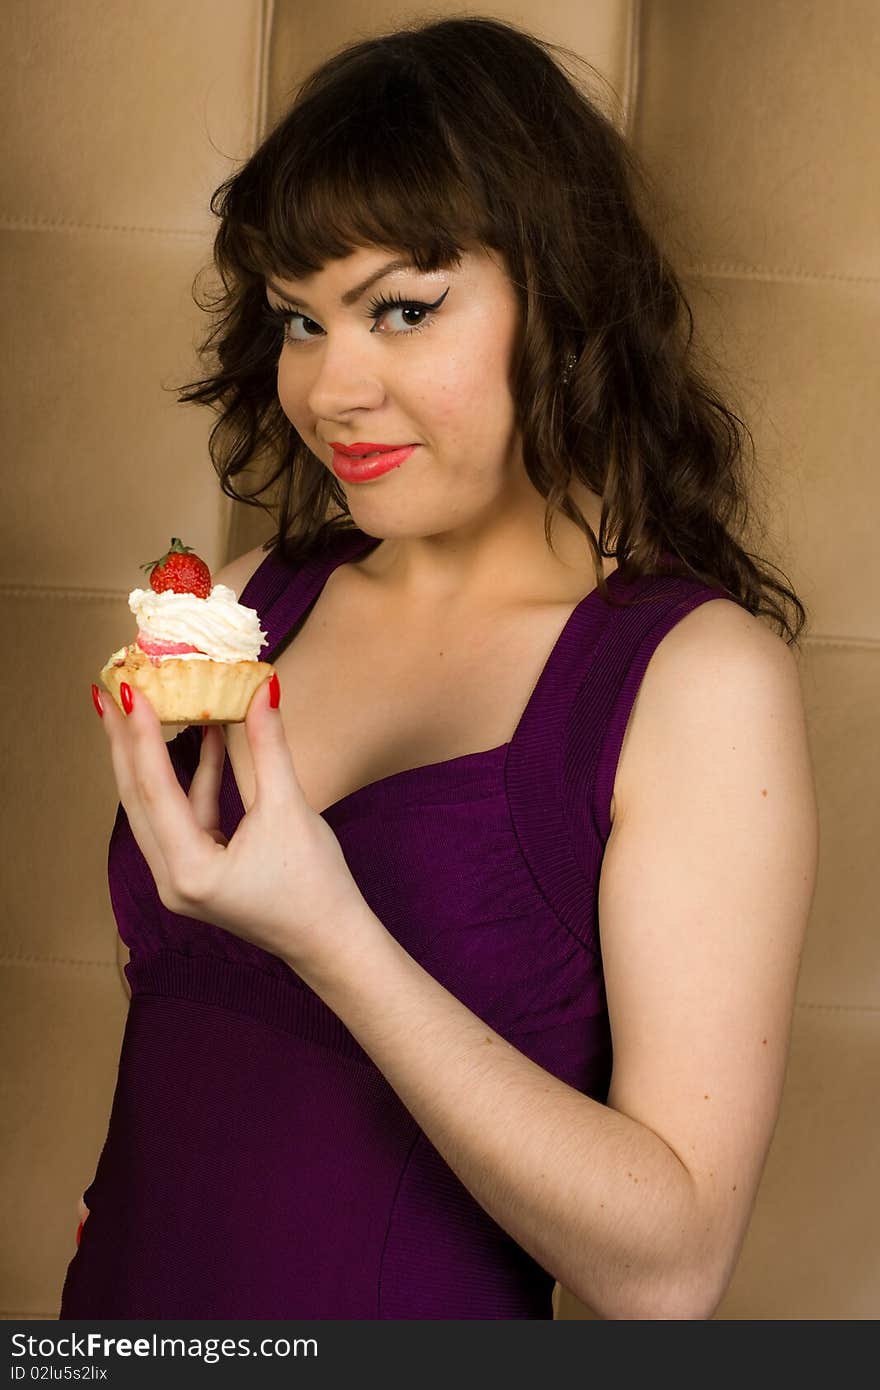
[75,1219,84,1247]
[120,681,134,716]
[268,672,281,709]
[90,683,104,718]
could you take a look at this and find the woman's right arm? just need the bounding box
[78,544,269,1249]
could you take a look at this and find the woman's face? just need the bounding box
[266,243,527,538]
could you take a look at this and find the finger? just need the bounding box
[188,725,228,842]
[120,683,215,887]
[98,684,172,887]
[244,673,298,813]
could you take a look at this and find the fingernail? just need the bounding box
[90,683,104,718]
[75,1219,84,1248]
[120,681,134,716]
[268,672,281,709]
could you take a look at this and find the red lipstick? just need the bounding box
[329,442,417,482]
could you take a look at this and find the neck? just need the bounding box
[354,481,609,611]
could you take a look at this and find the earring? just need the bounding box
[561,351,577,387]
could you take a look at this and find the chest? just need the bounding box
[223,569,623,821]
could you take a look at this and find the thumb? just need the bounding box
[245,671,301,810]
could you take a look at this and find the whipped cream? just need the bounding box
[128,584,269,662]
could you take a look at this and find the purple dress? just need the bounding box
[60,525,734,1319]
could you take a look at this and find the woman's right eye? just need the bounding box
[260,303,317,342]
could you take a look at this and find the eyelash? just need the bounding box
[260,289,448,346]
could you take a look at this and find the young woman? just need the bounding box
[62,15,818,1320]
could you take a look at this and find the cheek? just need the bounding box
[275,359,301,423]
[437,304,517,430]
[423,342,513,440]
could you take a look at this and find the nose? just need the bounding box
[303,339,387,419]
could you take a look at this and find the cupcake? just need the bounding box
[100,537,274,724]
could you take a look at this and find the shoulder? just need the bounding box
[212,543,272,600]
[611,594,815,843]
[645,595,808,788]
[613,596,804,824]
[646,593,793,683]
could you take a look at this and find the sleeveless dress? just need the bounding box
[59,525,737,1319]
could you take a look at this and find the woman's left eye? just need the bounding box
[261,288,449,345]
[364,289,450,335]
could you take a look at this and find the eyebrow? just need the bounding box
[266,257,416,311]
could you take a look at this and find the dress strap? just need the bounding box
[506,570,738,956]
[238,527,381,662]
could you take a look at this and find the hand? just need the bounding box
[92,675,378,976]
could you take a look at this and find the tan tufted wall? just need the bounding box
[2,0,876,1320]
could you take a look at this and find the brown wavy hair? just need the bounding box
[177,12,807,646]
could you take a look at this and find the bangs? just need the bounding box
[217,54,497,286]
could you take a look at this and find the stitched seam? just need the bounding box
[0,1309,56,1319]
[682,260,879,286]
[798,633,880,650]
[0,585,130,601]
[794,1001,880,1014]
[503,744,603,963]
[376,1130,423,1319]
[0,954,120,968]
[255,0,276,142]
[0,214,207,238]
[624,0,642,140]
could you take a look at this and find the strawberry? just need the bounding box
[140,538,212,598]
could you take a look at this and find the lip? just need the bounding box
[330,444,417,482]
[329,441,412,457]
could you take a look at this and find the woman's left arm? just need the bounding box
[293,602,820,1321]
[96,601,818,1320]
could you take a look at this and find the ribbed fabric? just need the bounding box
[59,525,737,1319]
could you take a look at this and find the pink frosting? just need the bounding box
[136,632,202,656]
